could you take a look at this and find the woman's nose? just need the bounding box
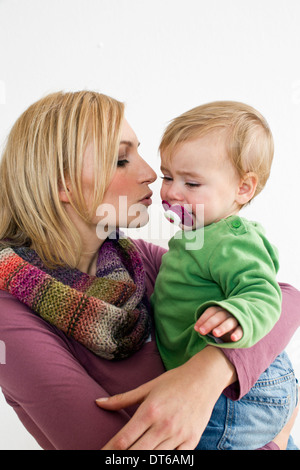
[139,158,157,184]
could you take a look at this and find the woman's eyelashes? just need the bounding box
[117,155,129,167]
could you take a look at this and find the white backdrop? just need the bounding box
[0,0,299,450]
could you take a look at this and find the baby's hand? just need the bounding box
[194,306,243,342]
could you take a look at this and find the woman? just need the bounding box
[0,91,298,450]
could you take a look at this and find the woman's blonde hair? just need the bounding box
[0,90,125,268]
[159,100,274,200]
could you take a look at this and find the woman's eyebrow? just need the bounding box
[120,140,141,147]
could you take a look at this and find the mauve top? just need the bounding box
[0,239,299,450]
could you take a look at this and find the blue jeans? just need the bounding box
[196,351,298,450]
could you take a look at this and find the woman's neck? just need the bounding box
[77,248,99,275]
[76,226,107,275]
[64,204,108,276]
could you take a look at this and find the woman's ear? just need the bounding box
[236,172,258,206]
[58,178,71,203]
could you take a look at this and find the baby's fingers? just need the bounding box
[212,316,240,338]
[230,326,243,342]
[194,306,231,335]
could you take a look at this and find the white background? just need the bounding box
[0,0,299,450]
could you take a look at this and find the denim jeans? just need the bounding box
[196,351,298,450]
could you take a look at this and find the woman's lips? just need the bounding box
[138,192,153,206]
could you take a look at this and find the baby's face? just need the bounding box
[160,131,242,228]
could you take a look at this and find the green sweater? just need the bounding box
[151,215,282,370]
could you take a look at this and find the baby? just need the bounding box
[150,102,299,451]
[151,101,282,371]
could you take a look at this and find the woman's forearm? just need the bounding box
[184,345,237,396]
[97,345,237,450]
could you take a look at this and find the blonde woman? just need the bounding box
[0,91,299,450]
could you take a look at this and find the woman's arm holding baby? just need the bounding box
[97,346,236,450]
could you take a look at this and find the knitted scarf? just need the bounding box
[0,235,151,360]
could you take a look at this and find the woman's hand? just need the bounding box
[96,346,237,450]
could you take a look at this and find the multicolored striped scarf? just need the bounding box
[0,235,151,360]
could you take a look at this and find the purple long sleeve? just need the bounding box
[0,290,165,449]
[0,238,298,450]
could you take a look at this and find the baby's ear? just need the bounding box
[236,172,258,206]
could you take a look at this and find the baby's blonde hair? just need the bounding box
[0,90,125,268]
[159,101,274,200]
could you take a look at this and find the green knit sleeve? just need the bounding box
[195,217,282,349]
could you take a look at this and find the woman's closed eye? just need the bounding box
[117,157,129,167]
